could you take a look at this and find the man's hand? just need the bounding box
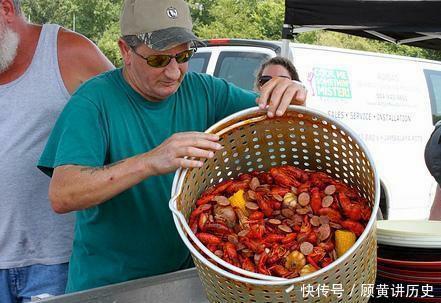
[143,132,223,175]
[50,132,222,213]
[256,77,307,118]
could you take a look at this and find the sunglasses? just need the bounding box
[258,75,291,87]
[131,48,196,68]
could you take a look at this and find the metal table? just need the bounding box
[40,268,208,303]
[36,267,403,303]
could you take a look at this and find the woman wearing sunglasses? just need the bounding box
[255,56,301,91]
[37,0,308,293]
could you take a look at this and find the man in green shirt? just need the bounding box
[38,0,307,292]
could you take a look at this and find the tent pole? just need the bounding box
[281,24,293,58]
[281,39,290,58]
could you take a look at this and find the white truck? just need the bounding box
[189,39,441,219]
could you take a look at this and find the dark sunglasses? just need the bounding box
[131,48,196,68]
[258,75,291,87]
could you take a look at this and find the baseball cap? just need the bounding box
[120,0,203,51]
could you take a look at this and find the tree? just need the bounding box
[22,0,122,66]
[191,0,440,60]
[22,0,79,29]
[97,21,122,67]
[296,31,441,61]
[187,0,216,27]
[22,0,121,42]
[21,0,440,65]
[193,0,284,40]
[73,0,120,42]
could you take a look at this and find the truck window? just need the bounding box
[425,69,441,125]
[214,52,270,91]
[188,53,211,73]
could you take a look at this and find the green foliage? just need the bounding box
[22,0,123,66]
[253,0,284,39]
[97,22,122,67]
[195,0,261,39]
[297,31,441,61]
[187,0,216,27]
[192,0,440,61]
[22,0,79,29]
[194,0,284,40]
[22,0,121,42]
[73,0,121,42]
[21,0,441,65]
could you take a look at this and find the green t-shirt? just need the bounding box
[38,68,257,292]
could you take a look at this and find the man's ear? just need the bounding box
[118,39,132,66]
[1,0,17,23]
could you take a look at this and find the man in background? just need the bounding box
[424,121,441,220]
[0,0,113,301]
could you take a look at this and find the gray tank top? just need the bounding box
[0,24,75,268]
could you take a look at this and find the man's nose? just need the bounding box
[163,58,181,80]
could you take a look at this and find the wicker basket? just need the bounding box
[169,106,380,302]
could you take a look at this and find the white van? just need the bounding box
[189,39,441,220]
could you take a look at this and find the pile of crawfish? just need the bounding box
[190,165,371,278]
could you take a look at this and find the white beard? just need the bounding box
[0,20,20,73]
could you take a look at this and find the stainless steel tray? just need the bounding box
[40,268,208,303]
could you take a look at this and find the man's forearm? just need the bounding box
[48,131,223,213]
[49,154,151,213]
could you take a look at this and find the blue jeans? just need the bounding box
[0,263,68,303]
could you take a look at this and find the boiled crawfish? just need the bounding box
[189,164,372,279]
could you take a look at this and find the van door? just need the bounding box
[292,44,441,219]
